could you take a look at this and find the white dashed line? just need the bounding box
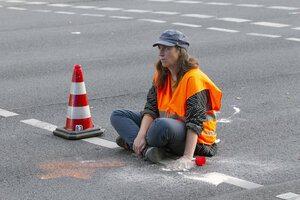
[0,5,3,7]
[205,2,232,6]
[276,192,300,200]
[32,9,52,13]
[81,13,105,17]
[251,22,290,28]
[5,0,24,3]
[217,17,251,23]
[47,3,71,7]
[148,0,173,1]
[21,119,57,132]
[110,16,133,19]
[25,1,48,5]
[183,172,263,190]
[54,11,76,15]
[123,9,151,13]
[21,118,119,148]
[207,27,239,33]
[172,22,201,27]
[268,6,299,10]
[82,138,119,149]
[7,6,27,10]
[247,33,281,38]
[153,11,179,15]
[236,4,264,8]
[286,38,300,42]
[175,0,201,4]
[96,7,122,11]
[0,108,19,117]
[182,14,214,18]
[139,18,166,23]
[72,5,97,9]
[183,172,263,189]
[292,27,300,30]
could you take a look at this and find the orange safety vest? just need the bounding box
[154,68,222,145]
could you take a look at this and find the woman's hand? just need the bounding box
[170,156,194,171]
[133,134,147,155]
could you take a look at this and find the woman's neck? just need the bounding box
[168,65,178,81]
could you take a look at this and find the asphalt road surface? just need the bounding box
[0,0,299,199]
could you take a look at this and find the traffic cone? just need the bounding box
[53,65,104,140]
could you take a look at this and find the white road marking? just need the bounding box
[236,4,264,8]
[175,0,201,4]
[148,0,174,1]
[7,6,27,10]
[251,22,290,28]
[5,0,24,3]
[82,138,119,149]
[172,22,201,27]
[184,172,263,189]
[217,17,251,23]
[21,119,57,132]
[153,11,179,15]
[110,16,133,19]
[123,9,151,13]
[205,2,232,6]
[182,14,214,18]
[292,27,300,30]
[139,18,166,23]
[247,33,281,38]
[25,1,48,5]
[71,32,81,35]
[0,108,19,117]
[81,13,105,17]
[96,7,122,11]
[72,5,97,9]
[207,27,239,33]
[21,119,119,148]
[0,5,3,7]
[286,38,300,42]
[54,11,76,15]
[268,6,299,10]
[47,4,71,7]
[276,192,300,200]
[32,9,52,13]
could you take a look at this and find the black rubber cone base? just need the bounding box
[53,126,105,140]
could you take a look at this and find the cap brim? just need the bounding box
[153,40,176,47]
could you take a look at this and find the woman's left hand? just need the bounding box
[170,156,194,171]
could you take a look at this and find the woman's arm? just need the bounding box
[133,115,154,155]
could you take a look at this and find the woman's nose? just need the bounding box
[159,49,164,56]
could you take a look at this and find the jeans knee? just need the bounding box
[110,109,124,125]
[146,118,171,146]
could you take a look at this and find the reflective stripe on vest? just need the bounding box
[155,69,222,145]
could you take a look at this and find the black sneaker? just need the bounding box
[116,136,130,150]
[144,147,165,163]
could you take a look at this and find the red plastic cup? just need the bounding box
[195,156,206,166]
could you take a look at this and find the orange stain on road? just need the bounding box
[38,160,125,180]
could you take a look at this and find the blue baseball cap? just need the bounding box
[153,30,190,50]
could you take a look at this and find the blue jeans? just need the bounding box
[110,109,187,155]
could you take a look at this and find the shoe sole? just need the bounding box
[145,148,165,163]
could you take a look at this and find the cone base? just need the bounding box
[53,126,105,140]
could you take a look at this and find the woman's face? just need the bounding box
[158,45,180,68]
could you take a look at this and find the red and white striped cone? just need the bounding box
[53,65,104,140]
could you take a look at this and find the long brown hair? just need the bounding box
[155,47,199,90]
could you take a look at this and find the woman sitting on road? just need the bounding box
[110,30,222,170]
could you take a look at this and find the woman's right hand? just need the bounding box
[133,134,147,155]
